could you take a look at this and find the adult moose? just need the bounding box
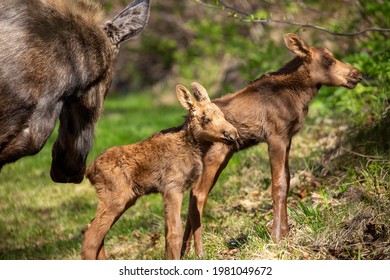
[181,33,363,258]
[0,0,150,183]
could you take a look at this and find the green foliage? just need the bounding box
[314,3,389,124]
[319,35,390,127]
[358,0,390,27]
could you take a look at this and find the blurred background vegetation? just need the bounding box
[103,0,389,159]
[0,0,388,260]
[104,0,388,96]
[103,0,389,142]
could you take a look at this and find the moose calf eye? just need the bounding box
[323,56,334,66]
[201,116,212,125]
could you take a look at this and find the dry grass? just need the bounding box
[0,92,388,260]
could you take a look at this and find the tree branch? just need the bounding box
[193,0,390,37]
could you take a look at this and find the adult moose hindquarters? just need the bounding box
[181,33,363,258]
[82,82,239,260]
[0,0,150,183]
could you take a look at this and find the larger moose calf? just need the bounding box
[82,82,239,260]
[0,0,150,183]
[182,33,363,258]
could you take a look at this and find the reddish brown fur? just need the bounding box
[181,34,363,258]
[81,82,239,260]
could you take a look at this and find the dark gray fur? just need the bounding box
[0,0,150,183]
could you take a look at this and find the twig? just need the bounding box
[193,0,390,37]
[247,20,390,37]
[340,147,388,161]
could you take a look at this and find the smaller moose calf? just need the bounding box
[82,82,239,260]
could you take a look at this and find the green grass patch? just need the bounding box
[1,87,389,260]
[0,91,186,260]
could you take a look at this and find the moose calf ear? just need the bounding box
[105,0,150,46]
[283,33,310,58]
[191,82,211,102]
[176,84,197,112]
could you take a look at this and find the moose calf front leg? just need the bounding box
[268,137,291,242]
[164,190,184,260]
[182,143,234,258]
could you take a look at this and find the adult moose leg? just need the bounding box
[267,136,291,242]
[182,143,234,258]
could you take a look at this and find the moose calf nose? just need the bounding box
[222,129,241,149]
[223,130,235,141]
[351,68,363,81]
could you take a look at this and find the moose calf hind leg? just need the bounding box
[82,198,132,259]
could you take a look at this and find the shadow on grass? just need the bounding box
[0,236,82,260]
[0,192,165,260]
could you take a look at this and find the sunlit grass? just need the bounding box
[0,88,389,260]
[0,90,186,260]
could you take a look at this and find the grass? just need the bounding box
[0,91,185,260]
[0,88,389,260]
